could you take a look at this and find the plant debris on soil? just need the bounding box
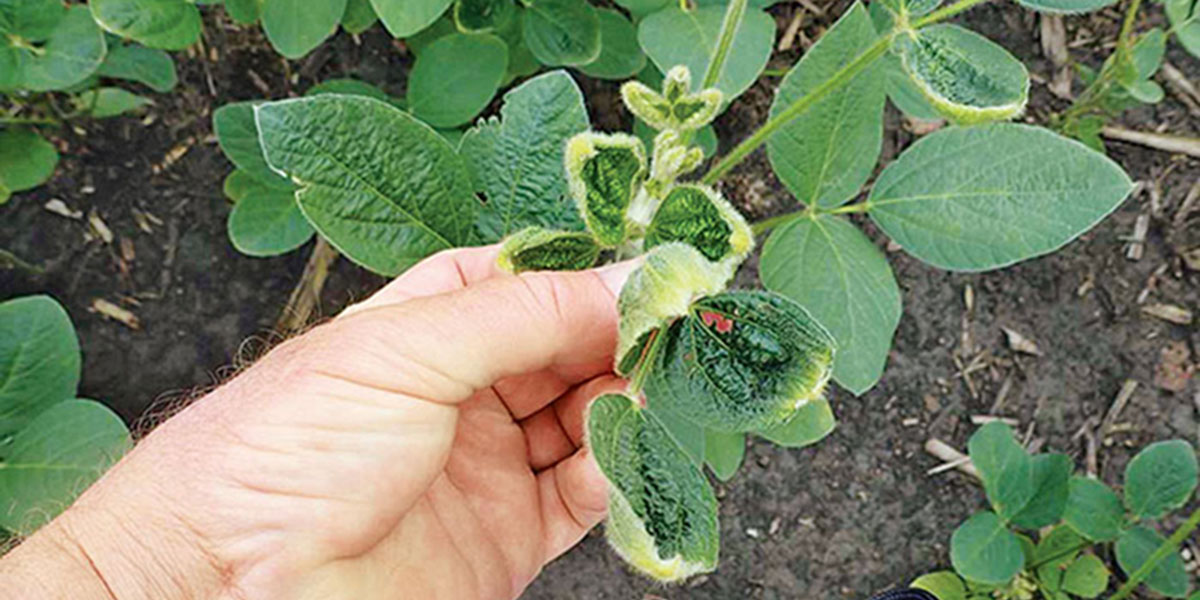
[1,2,1198,598]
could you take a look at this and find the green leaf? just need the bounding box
[760,215,901,395]
[579,8,645,80]
[496,12,539,83]
[588,393,719,582]
[1124,439,1198,520]
[1166,0,1200,59]
[704,428,744,481]
[950,511,1024,586]
[213,102,294,190]
[306,78,389,101]
[96,44,177,92]
[0,399,131,536]
[1130,29,1167,81]
[637,5,773,101]
[1035,525,1084,591]
[621,66,722,133]
[255,95,478,275]
[767,3,885,209]
[462,71,589,242]
[262,0,347,59]
[644,184,753,263]
[342,0,379,34]
[522,0,600,67]
[895,25,1029,124]
[1116,526,1191,598]
[496,227,600,273]
[645,290,837,432]
[1015,0,1119,14]
[372,0,453,38]
[565,132,647,248]
[756,396,836,448]
[0,0,66,41]
[89,0,201,51]
[225,170,315,257]
[73,87,153,118]
[9,6,107,92]
[615,0,671,18]
[968,422,1034,521]
[1061,554,1109,599]
[1063,476,1123,542]
[403,13,456,56]
[452,0,514,33]
[0,296,80,440]
[912,571,968,600]
[867,2,945,122]
[868,124,1134,272]
[0,128,59,196]
[224,0,263,24]
[646,402,706,468]
[407,33,508,128]
[1009,453,1071,530]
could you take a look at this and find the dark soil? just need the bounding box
[2,2,1199,599]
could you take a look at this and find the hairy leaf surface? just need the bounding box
[566,132,646,247]
[896,25,1029,124]
[644,184,752,263]
[496,227,600,273]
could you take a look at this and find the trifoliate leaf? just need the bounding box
[620,66,722,133]
[565,132,647,247]
[1063,476,1123,542]
[496,227,601,274]
[644,184,752,265]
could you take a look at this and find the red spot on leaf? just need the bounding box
[700,311,734,334]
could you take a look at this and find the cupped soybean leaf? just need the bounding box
[1116,526,1191,598]
[408,33,507,129]
[96,44,177,92]
[868,124,1134,272]
[463,71,589,242]
[756,396,835,448]
[255,95,478,275]
[1015,0,1119,14]
[704,429,744,481]
[0,128,58,199]
[306,78,389,100]
[342,0,379,34]
[1062,554,1109,599]
[768,4,884,209]
[496,227,600,273]
[1010,453,1071,530]
[1167,0,1200,59]
[646,401,706,468]
[760,215,901,395]
[0,0,65,41]
[912,571,968,600]
[522,0,600,67]
[0,400,131,536]
[14,6,107,92]
[950,511,1024,586]
[225,171,315,257]
[224,0,263,25]
[645,184,752,263]
[0,296,80,440]
[968,422,1034,521]
[895,25,1029,124]
[1063,476,1123,542]
[638,5,773,101]
[263,0,347,59]
[588,393,719,582]
[373,0,453,37]
[645,290,836,433]
[580,8,645,80]
[453,0,514,32]
[1124,440,1198,520]
[73,87,152,118]
[565,132,647,247]
[213,102,293,190]
[866,2,943,122]
[90,0,201,50]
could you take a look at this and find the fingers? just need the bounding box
[521,376,626,471]
[536,447,608,565]
[339,246,504,317]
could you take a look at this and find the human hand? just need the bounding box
[0,246,636,600]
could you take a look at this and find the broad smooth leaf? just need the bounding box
[968,422,1034,521]
[255,95,478,275]
[0,0,65,41]
[756,396,836,448]
[950,511,1024,586]
[580,8,645,80]
[0,128,59,198]
[912,571,968,600]
[90,0,201,50]
[1166,0,1200,59]
[644,184,753,263]
[0,296,80,440]
[263,0,347,59]
[760,215,901,395]
[407,33,508,128]
[225,170,315,257]
[1062,554,1109,599]
[704,428,744,482]
[372,0,453,37]
[1015,0,1119,14]
[565,132,647,247]
[638,5,774,101]
[1009,453,1071,530]
[342,0,379,34]
[0,399,131,536]
[213,102,294,190]
[767,3,885,208]
[644,290,836,432]
[868,124,1134,272]
[453,0,514,33]
[1116,526,1191,598]
[97,44,177,92]
[74,87,153,118]
[522,0,600,67]
[1063,476,1123,542]
[10,6,107,92]
[588,393,719,582]
[1124,439,1198,520]
[462,71,589,242]
[495,227,600,273]
[224,0,263,24]
[895,25,1029,124]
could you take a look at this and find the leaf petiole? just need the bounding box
[1109,504,1200,600]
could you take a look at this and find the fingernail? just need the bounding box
[595,259,641,298]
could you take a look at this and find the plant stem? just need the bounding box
[1059,0,1145,124]
[751,211,805,236]
[1118,0,1144,53]
[628,327,671,395]
[911,0,993,27]
[1110,505,1200,600]
[702,0,749,91]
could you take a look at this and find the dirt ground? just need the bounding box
[2,2,1198,598]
